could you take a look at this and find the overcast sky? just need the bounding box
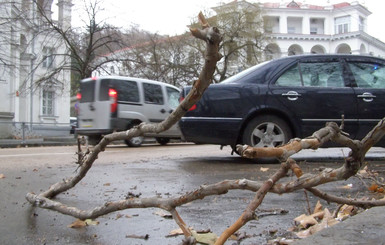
[67,0,385,42]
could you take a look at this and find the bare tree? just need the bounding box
[95,31,201,88]
[32,0,137,95]
[95,1,268,87]
[205,1,267,82]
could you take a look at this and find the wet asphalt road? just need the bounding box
[1,143,384,244]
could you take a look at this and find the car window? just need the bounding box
[275,64,302,86]
[300,62,344,88]
[221,60,270,84]
[143,83,164,105]
[348,62,385,89]
[166,87,180,109]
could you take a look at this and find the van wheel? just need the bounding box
[124,122,144,147]
[88,135,102,145]
[156,137,170,145]
[124,136,144,147]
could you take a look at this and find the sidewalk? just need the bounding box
[292,146,385,161]
[293,206,385,245]
[0,136,77,148]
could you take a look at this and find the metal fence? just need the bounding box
[0,121,72,142]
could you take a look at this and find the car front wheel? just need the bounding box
[242,115,292,148]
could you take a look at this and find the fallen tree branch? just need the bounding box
[306,187,385,209]
[24,12,385,244]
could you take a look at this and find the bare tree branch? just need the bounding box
[24,10,385,245]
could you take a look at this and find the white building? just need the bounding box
[0,0,72,138]
[260,1,385,58]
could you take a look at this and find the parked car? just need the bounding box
[76,76,181,146]
[69,117,77,135]
[179,54,385,152]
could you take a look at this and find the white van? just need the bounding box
[76,76,181,146]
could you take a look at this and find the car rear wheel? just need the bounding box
[242,115,292,148]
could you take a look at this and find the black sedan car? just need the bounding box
[179,54,385,151]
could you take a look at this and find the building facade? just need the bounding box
[261,1,385,58]
[0,0,72,138]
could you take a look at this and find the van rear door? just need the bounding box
[77,78,111,134]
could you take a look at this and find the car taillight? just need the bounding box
[109,88,118,113]
[179,96,197,111]
[76,93,81,100]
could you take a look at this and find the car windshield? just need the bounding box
[220,60,270,84]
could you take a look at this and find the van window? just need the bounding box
[143,83,164,104]
[167,87,180,109]
[117,80,140,102]
[99,79,140,103]
[80,81,95,102]
[99,79,111,101]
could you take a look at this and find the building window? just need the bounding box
[42,47,54,68]
[310,27,317,35]
[42,90,55,116]
[287,17,302,34]
[359,16,365,31]
[288,27,296,34]
[335,16,350,34]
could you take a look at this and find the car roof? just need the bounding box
[271,54,385,63]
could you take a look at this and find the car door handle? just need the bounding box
[160,109,166,113]
[357,92,376,102]
[281,91,301,101]
[89,104,95,111]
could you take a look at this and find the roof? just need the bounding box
[261,1,358,10]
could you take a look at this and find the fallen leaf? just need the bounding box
[192,230,217,245]
[296,208,339,238]
[68,219,86,228]
[85,219,99,226]
[167,228,184,237]
[68,219,99,228]
[260,167,269,172]
[154,210,172,219]
[229,234,238,240]
[0,174,5,179]
[308,211,324,221]
[103,183,111,186]
[337,205,358,221]
[339,183,353,189]
[369,183,379,192]
[294,214,318,229]
[268,237,296,244]
[313,200,323,214]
